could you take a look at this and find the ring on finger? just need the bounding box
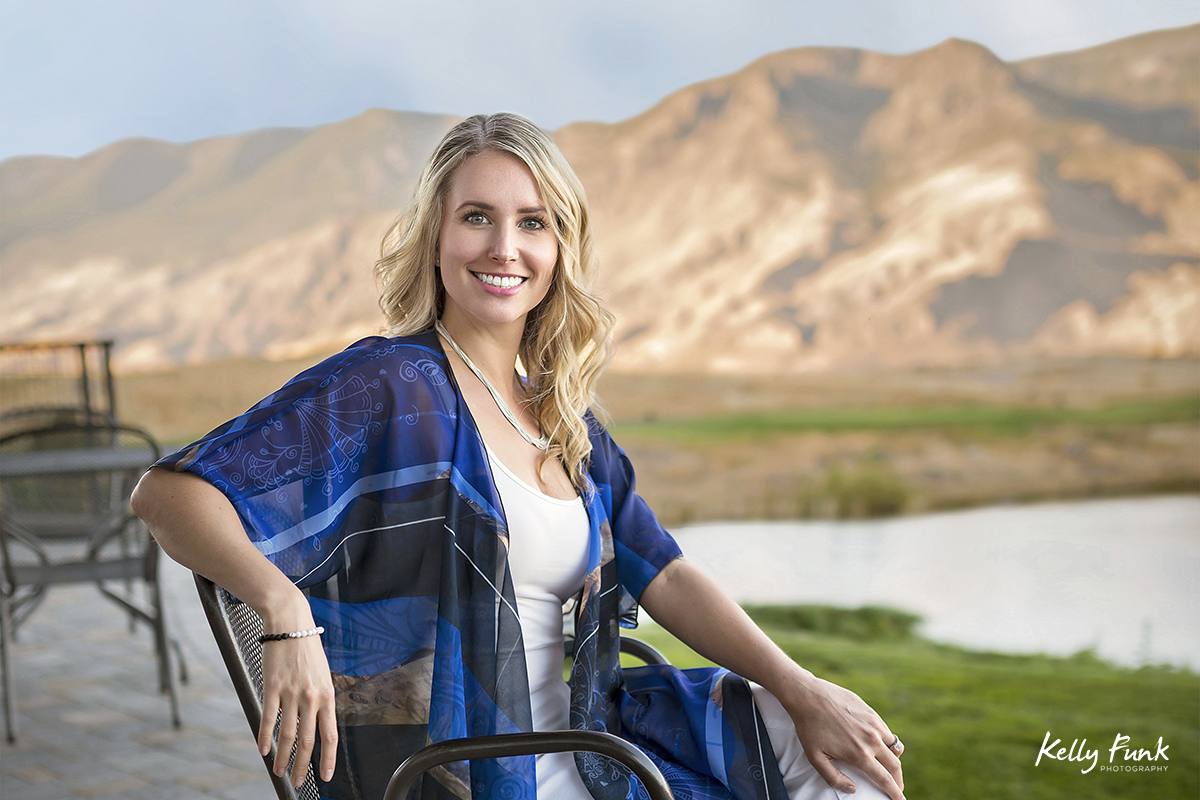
[889,734,903,754]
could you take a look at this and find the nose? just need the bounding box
[490,227,517,264]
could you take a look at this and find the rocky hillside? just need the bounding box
[1,111,456,369]
[2,26,1196,373]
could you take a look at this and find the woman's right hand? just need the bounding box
[259,633,339,787]
[131,468,340,786]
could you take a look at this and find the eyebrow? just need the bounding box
[455,201,547,215]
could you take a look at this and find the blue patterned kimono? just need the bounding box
[160,331,786,800]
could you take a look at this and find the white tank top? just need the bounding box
[486,446,593,798]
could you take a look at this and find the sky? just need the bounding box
[2,0,1197,162]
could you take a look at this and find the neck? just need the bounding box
[437,312,525,399]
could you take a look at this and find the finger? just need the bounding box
[876,748,905,793]
[854,755,906,800]
[818,747,906,800]
[317,697,339,783]
[259,696,280,757]
[879,733,904,790]
[810,753,858,795]
[274,702,298,777]
[291,703,319,787]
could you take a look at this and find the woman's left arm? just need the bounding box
[638,557,906,800]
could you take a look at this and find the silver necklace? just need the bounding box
[436,320,549,450]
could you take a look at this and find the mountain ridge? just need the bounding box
[2,26,1196,373]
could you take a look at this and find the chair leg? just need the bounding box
[10,583,48,637]
[149,579,182,729]
[170,635,189,685]
[1,592,16,743]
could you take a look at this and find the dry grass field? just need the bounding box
[97,353,1199,526]
[600,359,1199,523]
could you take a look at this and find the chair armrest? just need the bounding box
[383,730,673,800]
[620,637,670,666]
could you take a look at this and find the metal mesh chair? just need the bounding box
[194,574,324,800]
[0,419,185,743]
[195,573,675,800]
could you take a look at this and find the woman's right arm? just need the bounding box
[131,468,337,787]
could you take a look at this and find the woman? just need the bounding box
[133,113,905,800]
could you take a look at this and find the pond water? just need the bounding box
[669,495,1200,669]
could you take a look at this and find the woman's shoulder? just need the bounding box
[317,329,443,372]
[161,330,454,473]
[220,331,452,431]
[288,330,452,397]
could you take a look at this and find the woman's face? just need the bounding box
[437,149,559,335]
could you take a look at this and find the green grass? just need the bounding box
[610,395,1200,442]
[742,604,922,640]
[624,606,1199,800]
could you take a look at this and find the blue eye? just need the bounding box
[521,216,548,230]
[462,211,488,224]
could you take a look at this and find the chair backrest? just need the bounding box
[0,340,118,436]
[193,574,320,800]
[1,421,161,606]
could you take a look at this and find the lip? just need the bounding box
[471,271,528,296]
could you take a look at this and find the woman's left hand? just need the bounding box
[640,558,904,799]
[781,675,904,799]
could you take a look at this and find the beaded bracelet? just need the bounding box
[258,626,324,644]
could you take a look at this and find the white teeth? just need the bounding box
[474,272,525,289]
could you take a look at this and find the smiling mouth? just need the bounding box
[472,272,526,289]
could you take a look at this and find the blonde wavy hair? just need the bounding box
[376,113,614,489]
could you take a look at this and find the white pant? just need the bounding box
[752,684,895,800]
